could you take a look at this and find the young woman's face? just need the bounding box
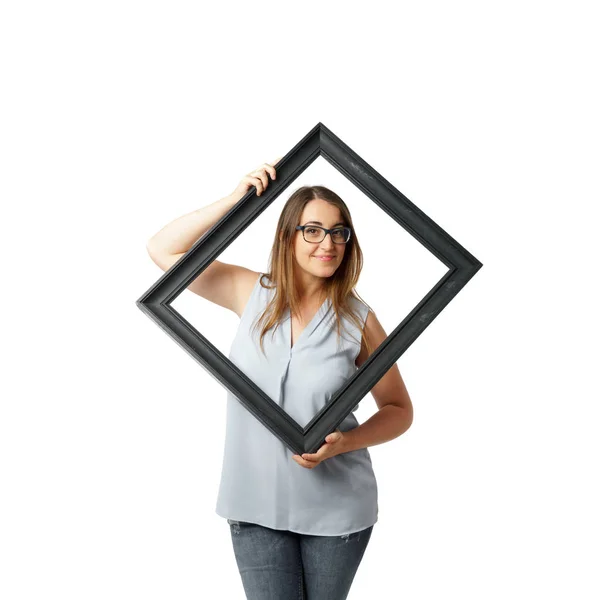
[292,198,347,279]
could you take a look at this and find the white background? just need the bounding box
[2,1,598,598]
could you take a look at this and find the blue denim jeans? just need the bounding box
[227,519,373,600]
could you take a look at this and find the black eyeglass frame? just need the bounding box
[295,225,352,244]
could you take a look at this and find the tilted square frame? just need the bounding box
[137,122,483,456]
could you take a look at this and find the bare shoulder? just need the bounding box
[355,309,387,368]
[354,308,413,416]
[231,267,262,318]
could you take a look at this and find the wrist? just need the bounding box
[337,433,353,456]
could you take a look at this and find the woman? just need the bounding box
[146,159,413,599]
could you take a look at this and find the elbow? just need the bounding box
[146,239,166,268]
[395,403,414,435]
[146,238,163,258]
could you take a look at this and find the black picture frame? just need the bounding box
[137,122,483,456]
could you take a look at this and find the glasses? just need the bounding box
[295,225,352,244]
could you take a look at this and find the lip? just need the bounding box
[314,255,335,261]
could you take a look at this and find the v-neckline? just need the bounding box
[286,297,330,351]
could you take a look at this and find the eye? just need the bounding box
[306,228,318,234]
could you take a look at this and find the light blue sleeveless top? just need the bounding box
[215,273,379,536]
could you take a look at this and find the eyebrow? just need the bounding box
[304,220,345,227]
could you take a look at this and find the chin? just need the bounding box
[315,267,337,277]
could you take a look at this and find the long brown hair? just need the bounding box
[250,185,374,358]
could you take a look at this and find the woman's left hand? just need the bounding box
[292,429,346,469]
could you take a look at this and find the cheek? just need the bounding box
[292,239,302,257]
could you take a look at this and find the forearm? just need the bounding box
[146,194,239,256]
[340,405,413,454]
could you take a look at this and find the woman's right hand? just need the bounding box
[229,157,281,201]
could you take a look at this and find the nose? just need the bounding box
[320,233,336,249]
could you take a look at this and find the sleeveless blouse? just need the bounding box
[215,273,379,536]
